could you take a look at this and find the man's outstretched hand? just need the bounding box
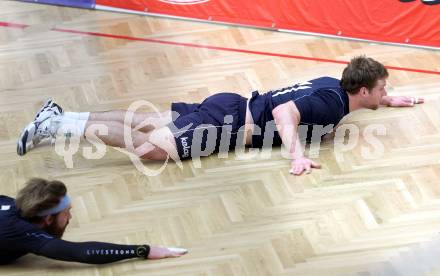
[289,157,321,176]
[384,96,425,107]
[147,246,188,259]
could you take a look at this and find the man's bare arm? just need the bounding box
[272,101,321,175]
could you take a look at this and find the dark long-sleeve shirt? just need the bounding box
[0,196,149,265]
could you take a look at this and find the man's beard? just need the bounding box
[44,220,69,238]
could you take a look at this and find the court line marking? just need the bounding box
[1,21,439,76]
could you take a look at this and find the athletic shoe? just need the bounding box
[17,99,63,156]
[17,115,61,156]
[34,99,63,123]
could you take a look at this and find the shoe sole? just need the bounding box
[17,123,36,156]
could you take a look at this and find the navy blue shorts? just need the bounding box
[168,93,247,160]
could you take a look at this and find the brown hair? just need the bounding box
[341,56,389,95]
[15,178,67,221]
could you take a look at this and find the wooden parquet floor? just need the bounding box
[1,1,440,275]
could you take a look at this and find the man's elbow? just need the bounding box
[273,103,300,123]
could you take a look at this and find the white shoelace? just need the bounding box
[33,117,61,145]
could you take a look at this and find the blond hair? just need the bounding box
[15,178,67,220]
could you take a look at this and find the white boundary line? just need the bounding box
[279,29,440,51]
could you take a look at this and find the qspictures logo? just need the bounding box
[53,98,390,177]
[158,0,211,5]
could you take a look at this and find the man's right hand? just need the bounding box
[147,246,188,259]
[289,157,321,175]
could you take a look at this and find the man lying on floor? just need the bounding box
[0,178,187,265]
[18,56,424,175]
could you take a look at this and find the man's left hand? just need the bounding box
[386,96,424,107]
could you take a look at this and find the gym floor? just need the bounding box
[1,1,440,275]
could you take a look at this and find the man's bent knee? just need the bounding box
[138,127,180,162]
[140,147,169,161]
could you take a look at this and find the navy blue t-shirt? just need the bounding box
[0,195,54,264]
[249,77,350,147]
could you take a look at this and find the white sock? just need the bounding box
[64,112,90,121]
[57,116,88,137]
